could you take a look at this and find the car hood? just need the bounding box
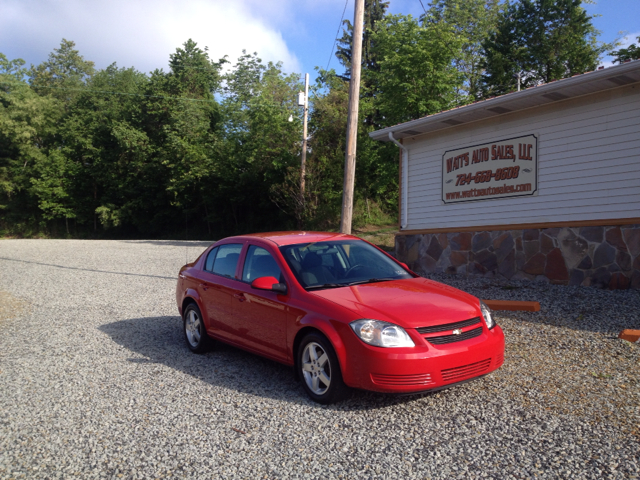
[310,278,481,329]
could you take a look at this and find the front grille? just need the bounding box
[371,373,434,387]
[417,317,481,334]
[425,326,482,345]
[441,358,491,381]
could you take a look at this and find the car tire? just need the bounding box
[297,332,348,404]
[183,303,211,353]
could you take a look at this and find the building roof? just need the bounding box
[370,60,640,142]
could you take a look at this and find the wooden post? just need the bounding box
[339,0,364,235]
[301,73,309,198]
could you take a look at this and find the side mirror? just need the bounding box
[271,283,288,294]
[400,262,409,270]
[251,276,287,294]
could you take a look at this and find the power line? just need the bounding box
[418,0,429,16]
[326,0,351,72]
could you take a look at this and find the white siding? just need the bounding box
[403,84,640,230]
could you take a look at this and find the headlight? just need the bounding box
[480,301,495,329]
[350,319,415,348]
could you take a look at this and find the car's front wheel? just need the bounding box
[298,333,348,404]
[183,303,211,353]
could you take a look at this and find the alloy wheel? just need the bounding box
[185,309,202,347]
[301,341,331,395]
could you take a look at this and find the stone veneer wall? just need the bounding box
[395,224,640,289]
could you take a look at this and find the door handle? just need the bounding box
[200,283,209,291]
[234,293,246,302]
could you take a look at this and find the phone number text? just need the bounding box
[455,166,521,186]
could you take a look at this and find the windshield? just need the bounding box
[279,240,413,290]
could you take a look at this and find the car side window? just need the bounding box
[204,247,219,272]
[211,244,242,278]
[242,246,282,283]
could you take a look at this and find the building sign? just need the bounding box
[442,134,538,204]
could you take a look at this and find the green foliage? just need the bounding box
[365,14,464,125]
[425,0,503,101]
[169,39,224,97]
[313,11,467,232]
[0,68,60,229]
[95,204,122,228]
[58,63,152,232]
[29,39,95,105]
[214,52,303,232]
[336,0,389,75]
[0,53,27,81]
[482,0,608,96]
[610,36,640,64]
[30,149,78,222]
[271,70,348,229]
[352,197,396,229]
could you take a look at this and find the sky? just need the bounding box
[1,0,639,83]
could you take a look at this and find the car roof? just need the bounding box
[227,231,361,247]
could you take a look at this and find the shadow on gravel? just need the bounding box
[99,316,453,411]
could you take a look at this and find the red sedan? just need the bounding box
[176,232,504,404]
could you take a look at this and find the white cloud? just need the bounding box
[0,0,301,74]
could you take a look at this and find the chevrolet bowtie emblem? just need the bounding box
[452,329,462,335]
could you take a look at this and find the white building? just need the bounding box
[370,60,640,289]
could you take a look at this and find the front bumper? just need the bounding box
[339,324,505,393]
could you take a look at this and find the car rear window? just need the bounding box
[211,244,242,278]
[204,247,219,272]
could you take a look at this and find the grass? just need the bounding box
[352,224,398,252]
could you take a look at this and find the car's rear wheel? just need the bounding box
[183,303,211,353]
[298,333,348,404]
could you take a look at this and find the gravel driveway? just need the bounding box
[0,239,638,479]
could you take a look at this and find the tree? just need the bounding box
[366,14,464,125]
[0,53,27,81]
[335,0,390,129]
[30,150,78,234]
[2,40,307,237]
[59,63,151,232]
[482,0,608,96]
[271,69,350,228]
[217,52,302,232]
[300,14,465,230]
[0,62,60,231]
[144,40,224,232]
[169,39,223,98]
[610,36,640,64]
[29,39,95,105]
[336,0,389,75]
[425,0,502,101]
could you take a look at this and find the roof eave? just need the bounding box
[370,60,640,142]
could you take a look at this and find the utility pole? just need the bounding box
[300,73,309,198]
[339,0,364,235]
